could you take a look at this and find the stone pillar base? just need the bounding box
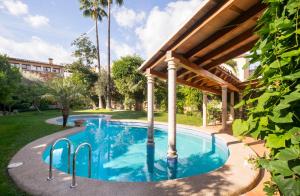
[147,139,155,146]
[167,156,178,179]
[167,150,178,159]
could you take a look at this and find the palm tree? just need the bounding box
[43,77,85,127]
[79,0,107,72]
[225,59,238,73]
[106,0,123,109]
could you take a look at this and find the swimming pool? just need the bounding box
[43,116,229,182]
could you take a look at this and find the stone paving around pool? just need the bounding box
[8,116,261,196]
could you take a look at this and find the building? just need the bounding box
[8,57,65,80]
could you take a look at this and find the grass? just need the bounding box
[75,109,202,127]
[0,109,202,195]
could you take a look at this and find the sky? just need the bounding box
[0,0,206,66]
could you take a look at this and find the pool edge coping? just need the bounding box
[8,115,261,196]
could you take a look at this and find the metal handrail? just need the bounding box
[70,142,92,188]
[47,138,72,181]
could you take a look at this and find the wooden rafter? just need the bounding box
[178,70,191,79]
[194,28,257,65]
[202,39,257,70]
[149,69,221,95]
[171,53,240,92]
[177,68,189,77]
[185,3,266,58]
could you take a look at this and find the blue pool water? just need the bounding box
[43,116,229,182]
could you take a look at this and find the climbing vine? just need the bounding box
[233,0,300,195]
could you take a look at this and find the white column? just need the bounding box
[166,57,178,159]
[230,92,235,121]
[222,86,228,130]
[202,92,208,127]
[147,74,154,145]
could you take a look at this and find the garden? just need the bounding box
[0,0,299,195]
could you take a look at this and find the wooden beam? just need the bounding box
[186,74,200,82]
[202,39,257,70]
[178,70,191,79]
[139,1,224,72]
[149,69,221,95]
[173,54,240,92]
[194,78,205,84]
[177,68,189,77]
[185,3,266,58]
[183,72,195,81]
[194,29,257,65]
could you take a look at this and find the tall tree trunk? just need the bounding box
[95,19,101,72]
[99,96,104,109]
[106,0,112,109]
[62,107,69,128]
[33,100,41,113]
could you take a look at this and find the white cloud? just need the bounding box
[0,0,50,28]
[25,15,49,28]
[0,35,73,64]
[114,7,145,28]
[0,0,28,16]
[111,39,136,58]
[136,0,206,57]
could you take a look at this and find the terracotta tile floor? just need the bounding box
[207,123,269,196]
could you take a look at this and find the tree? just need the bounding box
[94,68,108,108]
[71,35,97,66]
[233,1,300,195]
[44,77,85,127]
[79,0,107,71]
[105,0,124,109]
[65,61,99,109]
[225,59,238,73]
[16,75,47,112]
[0,54,21,112]
[154,79,168,111]
[112,55,146,111]
[178,86,203,112]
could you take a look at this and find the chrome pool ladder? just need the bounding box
[70,142,92,188]
[47,138,72,181]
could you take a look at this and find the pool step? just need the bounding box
[46,138,92,189]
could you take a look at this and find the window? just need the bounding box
[36,66,42,71]
[52,68,60,73]
[43,67,51,72]
[22,64,31,70]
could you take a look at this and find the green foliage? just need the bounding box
[66,61,99,106]
[207,98,221,124]
[177,85,203,113]
[112,55,146,110]
[79,0,107,21]
[233,1,300,195]
[95,68,108,98]
[43,77,85,111]
[154,79,168,111]
[0,54,21,105]
[71,35,97,66]
[14,76,47,112]
[225,59,238,73]
[66,61,98,90]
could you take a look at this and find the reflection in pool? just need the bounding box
[43,117,229,182]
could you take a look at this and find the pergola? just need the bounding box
[138,0,266,160]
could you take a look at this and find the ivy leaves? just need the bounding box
[233,0,300,195]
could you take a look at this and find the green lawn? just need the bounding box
[0,109,202,195]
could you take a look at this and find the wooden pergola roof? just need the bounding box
[138,0,266,95]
